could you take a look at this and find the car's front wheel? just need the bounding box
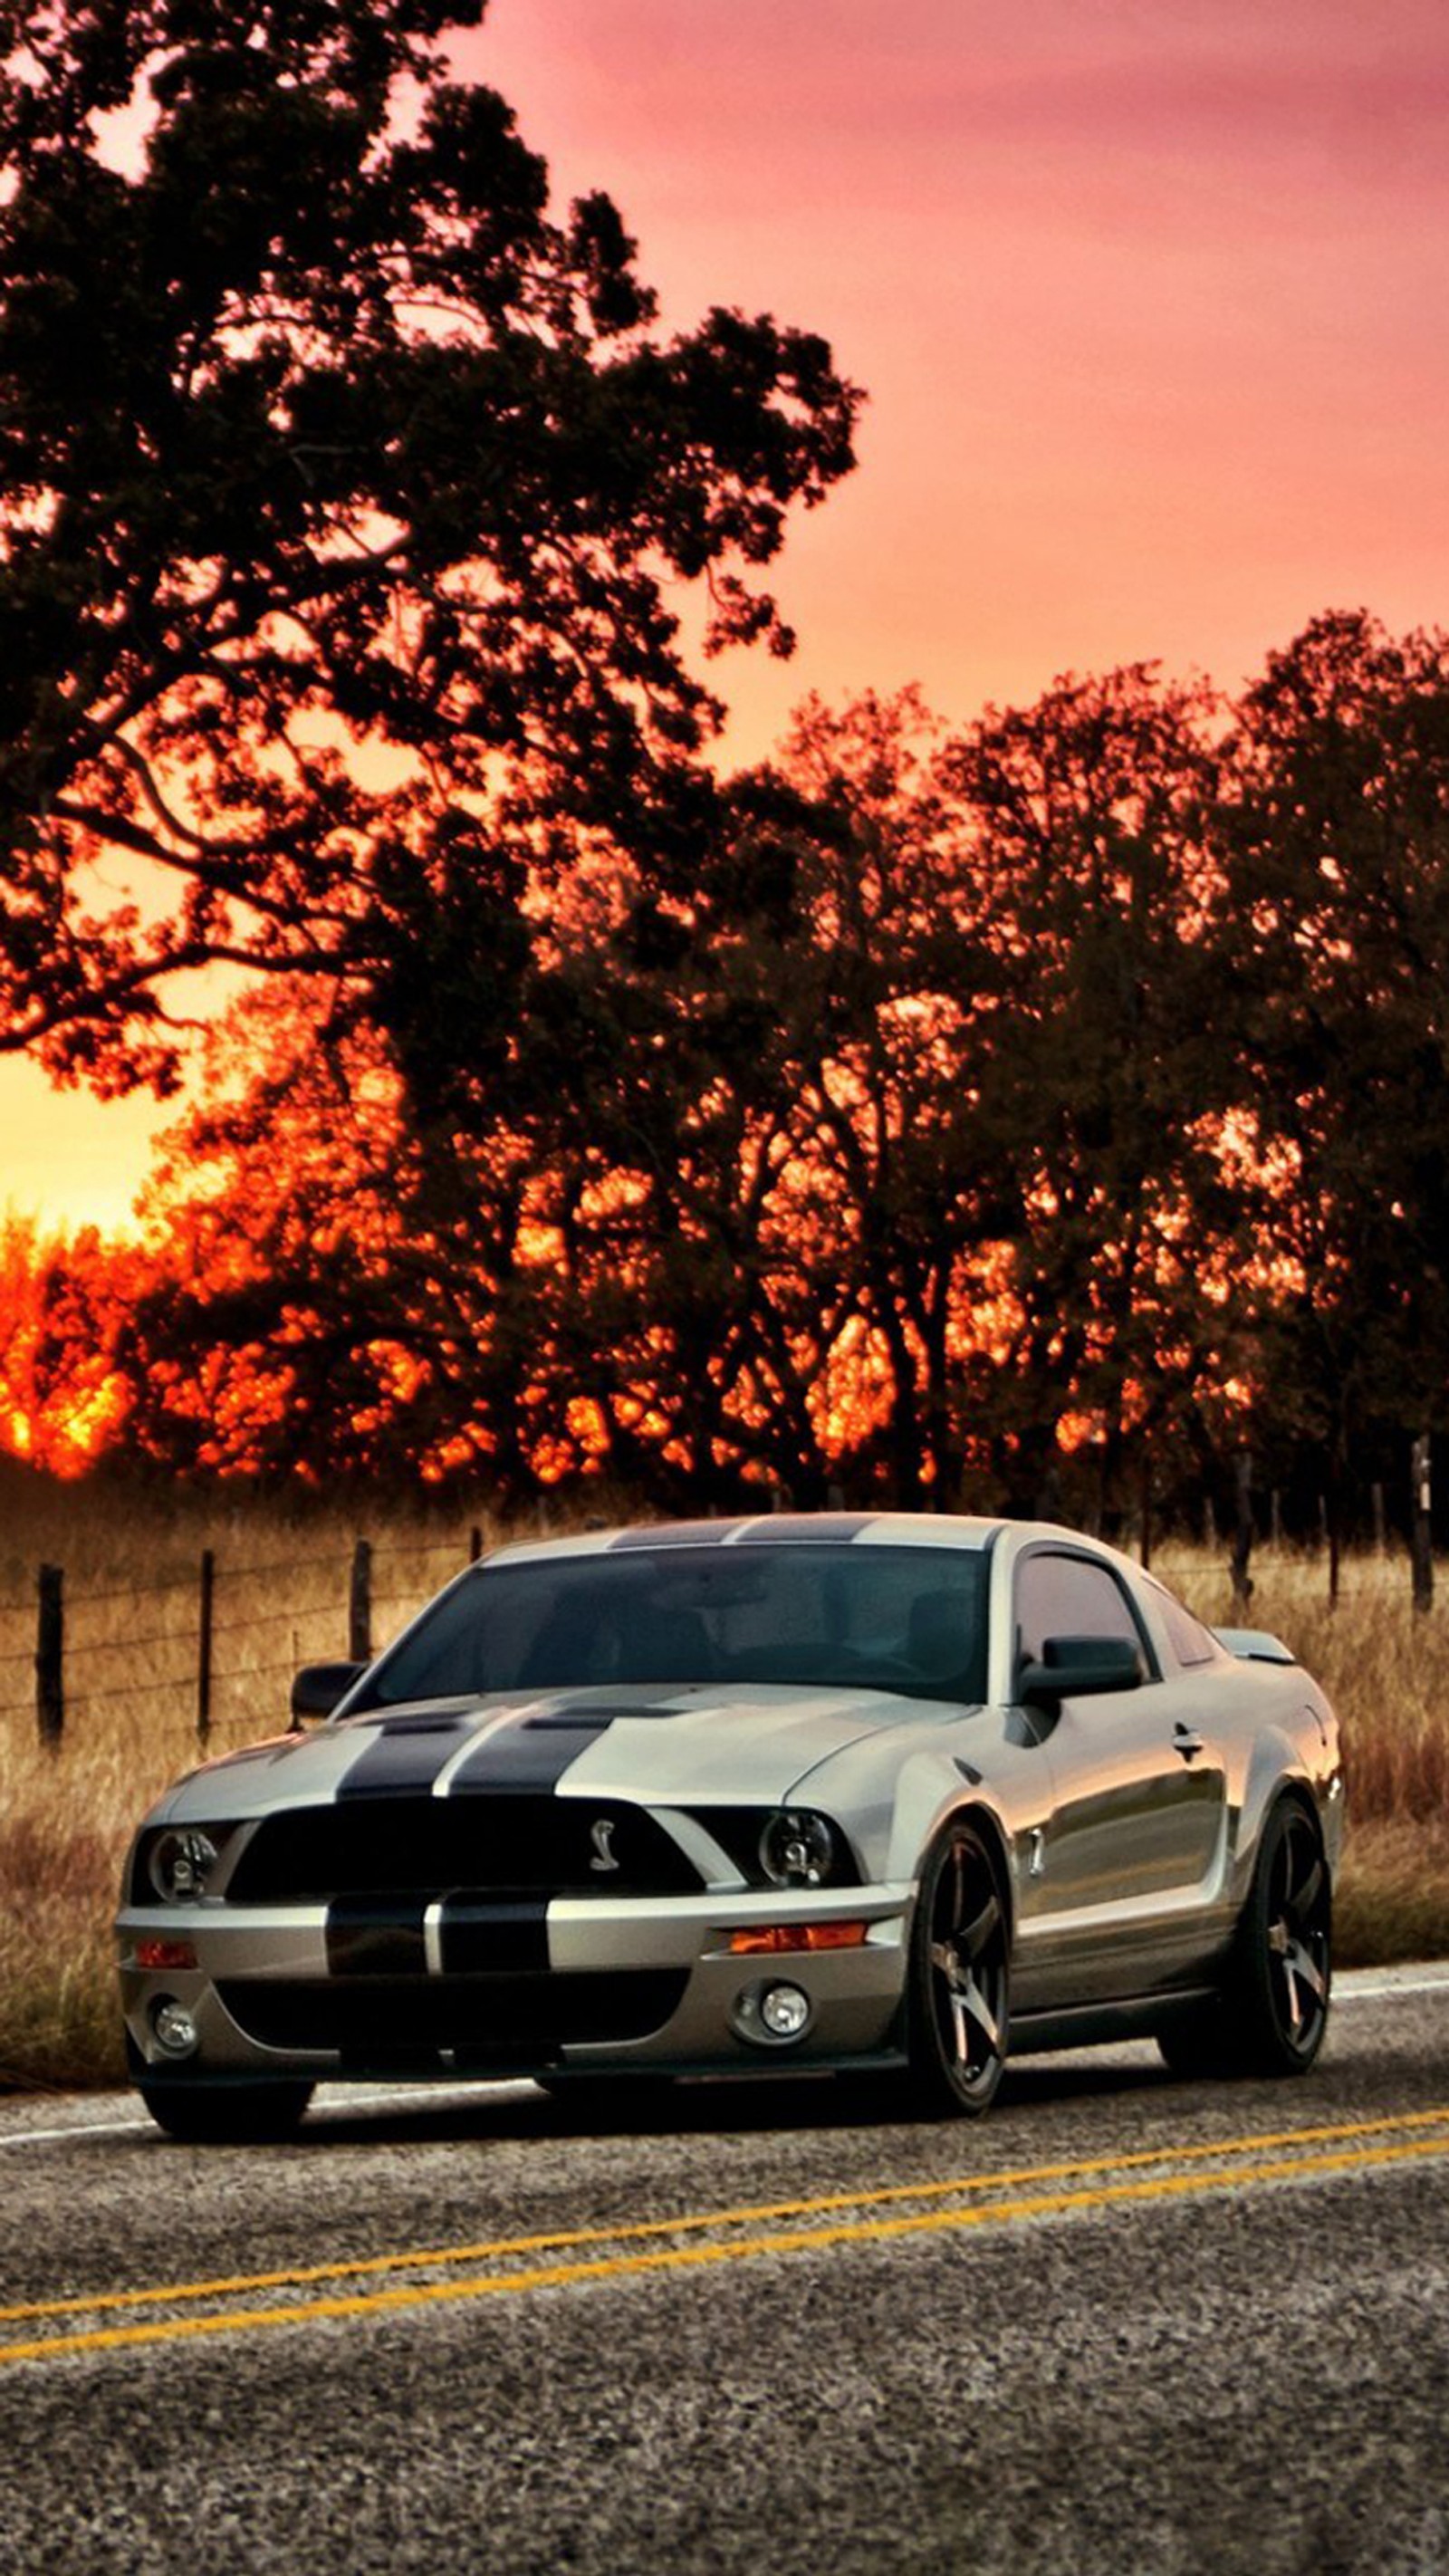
[906,1819,1010,2116]
[137,2079,315,2143]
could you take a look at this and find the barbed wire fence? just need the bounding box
[0,1525,491,1756]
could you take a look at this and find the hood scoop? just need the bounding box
[523,1694,696,1729]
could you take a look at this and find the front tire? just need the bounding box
[137,2079,314,2143]
[906,1820,1010,2116]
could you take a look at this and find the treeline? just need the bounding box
[5,13,1443,1538]
[6,609,1449,1535]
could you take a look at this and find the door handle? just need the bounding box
[1173,1725,1204,1761]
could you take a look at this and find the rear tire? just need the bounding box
[905,1820,1010,2117]
[1225,1797,1332,2074]
[1157,1797,1330,2082]
[137,2079,314,2143]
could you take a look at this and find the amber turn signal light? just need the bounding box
[725,1921,868,1956]
[134,1937,198,1972]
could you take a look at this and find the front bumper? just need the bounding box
[117,1884,913,2086]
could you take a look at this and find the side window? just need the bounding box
[1014,1553,1153,1680]
[1150,1584,1219,1670]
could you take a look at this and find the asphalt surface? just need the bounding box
[1,1965,1447,2576]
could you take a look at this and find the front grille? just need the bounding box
[216,1972,688,2071]
[226,1795,702,1905]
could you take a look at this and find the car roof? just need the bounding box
[485,1511,1026,1569]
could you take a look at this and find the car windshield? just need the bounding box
[349,1543,989,1711]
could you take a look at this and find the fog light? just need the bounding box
[151,1997,199,2059]
[759,1983,811,2041]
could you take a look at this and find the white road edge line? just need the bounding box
[1,1967,1444,2148]
[0,2080,539,2148]
[1334,1972,1449,2000]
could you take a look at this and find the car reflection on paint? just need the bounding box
[116,1513,1344,2140]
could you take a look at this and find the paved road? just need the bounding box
[2,1966,1447,2576]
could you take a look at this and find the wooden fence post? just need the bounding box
[1411,1434,1434,1613]
[1230,1452,1254,1612]
[197,1547,216,1745]
[349,1537,373,1663]
[36,1563,63,1748]
[1328,1508,1341,1611]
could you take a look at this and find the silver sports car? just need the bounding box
[117,1513,1344,2139]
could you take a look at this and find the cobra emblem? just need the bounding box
[589,1818,619,1873]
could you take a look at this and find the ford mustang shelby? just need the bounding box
[117,1513,1344,2139]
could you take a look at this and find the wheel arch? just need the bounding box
[909,1796,1017,1945]
[1235,1742,1332,1907]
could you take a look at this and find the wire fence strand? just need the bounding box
[0,1525,483,1745]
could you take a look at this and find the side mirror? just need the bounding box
[291,1660,366,1724]
[1018,1634,1143,1707]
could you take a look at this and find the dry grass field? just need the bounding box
[1156,1542,1449,1972]
[2,1473,1445,2091]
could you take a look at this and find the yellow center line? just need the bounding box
[5,2103,1449,2330]
[3,2115,1449,2366]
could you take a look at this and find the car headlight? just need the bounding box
[147,1828,227,1904]
[759,1810,837,1888]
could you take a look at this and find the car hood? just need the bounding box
[154,1679,955,1822]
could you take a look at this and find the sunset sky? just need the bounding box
[7,0,1449,1235]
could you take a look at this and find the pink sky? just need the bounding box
[7,0,1449,1231]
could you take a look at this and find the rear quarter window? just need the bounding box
[1151,1586,1220,1669]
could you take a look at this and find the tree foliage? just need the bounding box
[37,615,1437,1532]
[1214,611,1449,1507]
[0,0,858,1086]
[3,26,1445,1526]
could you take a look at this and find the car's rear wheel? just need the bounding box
[1158,1796,1330,2082]
[137,2079,314,2143]
[1229,1796,1332,2073]
[906,1819,1010,2116]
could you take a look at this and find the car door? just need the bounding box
[1009,1545,1228,2007]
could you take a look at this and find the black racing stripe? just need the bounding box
[326,1894,428,1976]
[446,1713,610,1793]
[609,1520,745,1549]
[438,1898,549,1975]
[736,1514,878,1543]
[336,1717,469,1801]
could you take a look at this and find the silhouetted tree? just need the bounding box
[0,0,857,1091]
[936,664,1245,1521]
[1213,610,1449,1525]
[24,611,1449,1528]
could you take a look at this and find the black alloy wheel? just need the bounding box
[907,1820,1010,2115]
[1159,1799,1331,2083]
[1235,1797,1332,2073]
